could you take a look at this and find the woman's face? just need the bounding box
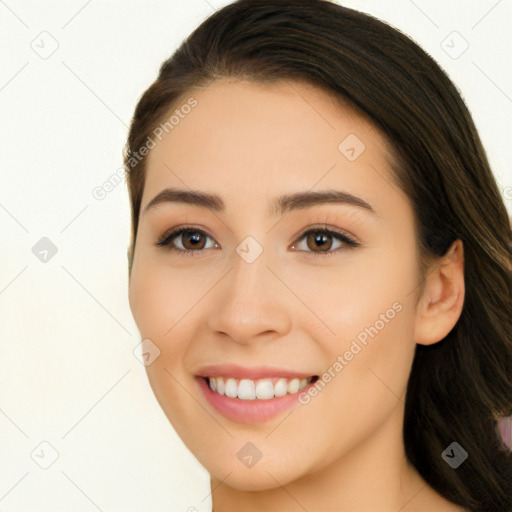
[129,79,424,490]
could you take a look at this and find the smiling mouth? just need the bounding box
[202,375,319,400]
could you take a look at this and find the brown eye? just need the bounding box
[291,227,359,256]
[306,231,334,252]
[156,227,219,254]
[181,230,207,250]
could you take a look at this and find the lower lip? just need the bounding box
[196,377,313,424]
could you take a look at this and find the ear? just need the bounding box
[413,239,465,346]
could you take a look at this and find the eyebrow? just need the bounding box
[143,187,377,217]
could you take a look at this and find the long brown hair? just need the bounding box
[123,1,512,509]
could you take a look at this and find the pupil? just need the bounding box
[310,231,331,251]
[186,232,203,249]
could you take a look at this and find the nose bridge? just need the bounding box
[225,229,274,301]
[207,239,291,343]
[231,239,272,302]
[226,242,275,316]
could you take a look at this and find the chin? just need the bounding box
[212,468,291,492]
[207,454,309,492]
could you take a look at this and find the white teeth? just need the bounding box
[225,378,238,398]
[274,378,288,397]
[255,379,274,399]
[217,377,225,395]
[238,379,256,400]
[287,378,299,394]
[207,375,312,400]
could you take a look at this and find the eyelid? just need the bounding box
[294,223,359,245]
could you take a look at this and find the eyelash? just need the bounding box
[155,224,360,257]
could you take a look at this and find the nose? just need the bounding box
[206,248,292,346]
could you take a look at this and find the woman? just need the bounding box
[124,1,511,510]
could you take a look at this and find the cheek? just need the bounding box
[129,259,205,340]
[330,302,416,399]
[128,262,209,396]
[287,245,419,407]
[129,265,200,432]
[286,245,419,348]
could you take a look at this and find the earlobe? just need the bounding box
[414,239,465,346]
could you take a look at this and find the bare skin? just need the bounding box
[128,79,466,512]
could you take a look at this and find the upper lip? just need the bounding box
[195,363,316,380]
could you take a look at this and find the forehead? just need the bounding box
[142,79,401,214]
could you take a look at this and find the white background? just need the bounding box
[0,1,511,511]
